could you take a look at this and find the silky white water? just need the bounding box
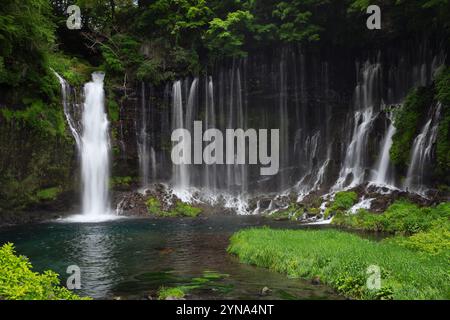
[65,73,115,222]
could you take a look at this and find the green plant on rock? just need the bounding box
[390,87,434,169]
[35,187,61,201]
[324,191,358,218]
[146,196,163,216]
[0,243,88,300]
[171,201,202,218]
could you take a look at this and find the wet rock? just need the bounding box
[311,276,321,285]
[261,287,272,296]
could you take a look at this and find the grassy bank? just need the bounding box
[332,200,450,234]
[228,228,449,300]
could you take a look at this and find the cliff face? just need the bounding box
[113,40,448,198]
[0,38,448,216]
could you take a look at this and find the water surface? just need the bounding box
[0,216,343,300]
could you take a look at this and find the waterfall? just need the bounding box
[404,102,442,194]
[172,80,189,193]
[204,76,216,190]
[138,83,150,188]
[55,72,115,222]
[371,113,396,186]
[53,72,81,146]
[80,73,111,219]
[333,62,380,190]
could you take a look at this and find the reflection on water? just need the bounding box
[0,216,343,300]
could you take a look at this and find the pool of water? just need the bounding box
[0,215,343,300]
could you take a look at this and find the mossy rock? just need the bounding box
[145,196,202,218]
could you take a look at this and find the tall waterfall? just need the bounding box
[371,112,396,186]
[172,80,190,194]
[333,62,380,191]
[138,82,150,188]
[56,72,113,222]
[80,73,111,219]
[404,103,442,194]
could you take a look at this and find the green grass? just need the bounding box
[228,228,450,300]
[0,243,88,300]
[333,200,450,234]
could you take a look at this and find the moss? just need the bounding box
[145,197,202,218]
[157,287,186,300]
[35,187,61,201]
[157,271,229,300]
[265,204,303,221]
[146,196,164,216]
[170,201,202,218]
[109,176,133,188]
[390,87,434,168]
[1,100,67,138]
[324,191,358,218]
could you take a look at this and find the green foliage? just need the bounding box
[146,197,202,217]
[170,201,202,217]
[0,243,88,300]
[390,87,434,168]
[265,204,303,221]
[228,228,450,300]
[36,187,61,201]
[109,176,133,188]
[0,100,66,138]
[333,200,450,234]
[0,0,55,88]
[324,191,358,218]
[48,53,92,87]
[157,286,186,300]
[435,67,450,177]
[146,196,164,215]
[205,10,255,59]
[272,0,323,42]
[385,224,450,257]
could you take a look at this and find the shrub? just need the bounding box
[333,200,450,234]
[0,243,88,300]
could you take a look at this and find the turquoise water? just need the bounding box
[0,216,342,300]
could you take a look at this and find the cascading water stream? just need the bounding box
[56,72,114,222]
[333,62,380,191]
[79,73,111,220]
[371,112,396,187]
[404,102,442,194]
[138,82,150,189]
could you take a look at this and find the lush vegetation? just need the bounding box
[333,200,450,234]
[157,271,229,300]
[435,67,450,180]
[228,228,450,300]
[0,243,88,300]
[324,191,358,219]
[390,87,435,169]
[146,196,202,217]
